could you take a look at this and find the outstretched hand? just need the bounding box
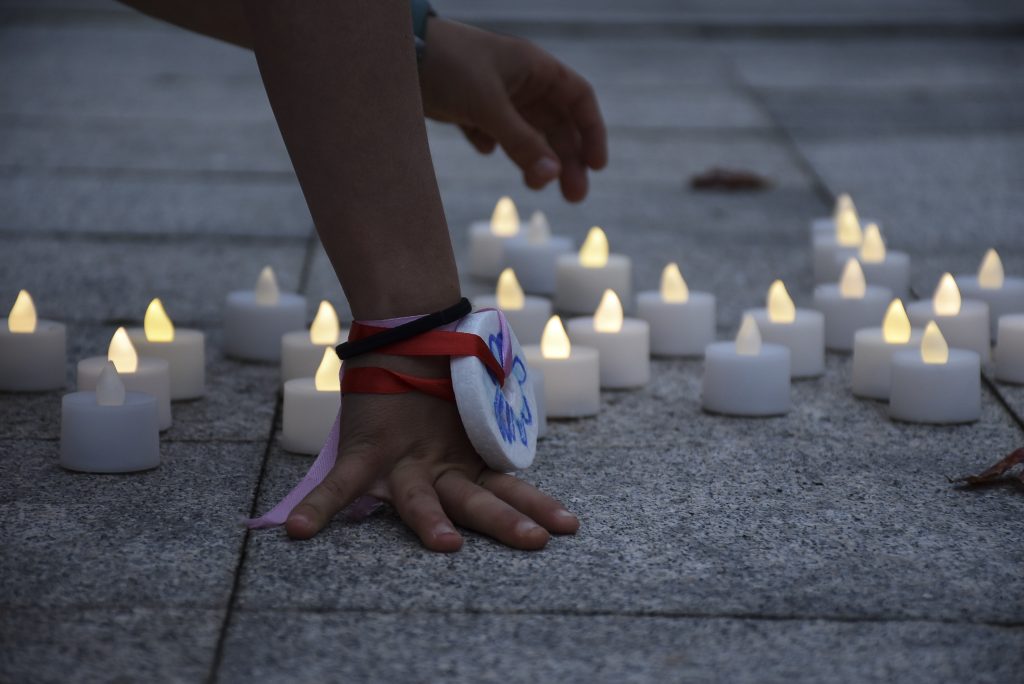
[285,354,579,551]
[419,18,607,202]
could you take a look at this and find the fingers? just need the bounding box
[478,471,579,535]
[285,445,380,540]
[390,464,463,552]
[545,119,588,203]
[557,70,607,171]
[435,470,550,550]
[488,99,562,189]
[459,125,497,155]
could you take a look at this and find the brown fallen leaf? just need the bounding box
[949,447,1024,488]
[689,167,772,192]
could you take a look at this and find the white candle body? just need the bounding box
[889,349,980,424]
[852,252,911,300]
[281,378,341,455]
[280,329,345,385]
[813,236,858,285]
[906,299,990,363]
[956,276,1024,339]
[566,318,650,389]
[467,223,522,279]
[224,291,307,362]
[523,345,600,418]
[994,314,1024,384]
[746,309,825,378]
[701,342,791,417]
[0,320,66,391]
[126,328,205,400]
[813,284,892,352]
[554,254,632,315]
[77,356,172,430]
[636,291,715,358]
[850,328,923,400]
[502,236,573,295]
[60,391,160,472]
[531,366,547,438]
[472,296,552,346]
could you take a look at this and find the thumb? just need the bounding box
[285,442,380,540]
[488,101,561,189]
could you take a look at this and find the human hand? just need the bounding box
[285,354,580,551]
[419,18,607,202]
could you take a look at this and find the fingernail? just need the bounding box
[531,157,559,180]
[554,509,578,523]
[516,520,542,536]
[433,523,457,538]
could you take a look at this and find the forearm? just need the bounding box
[244,0,460,319]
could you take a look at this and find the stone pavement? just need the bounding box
[1,1,1023,682]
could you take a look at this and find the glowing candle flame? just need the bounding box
[309,300,340,345]
[594,289,624,333]
[496,268,525,311]
[527,211,550,243]
[921,321,949,365]
[541,316,571,359]
[96,361,126,407]
[579,226,609,268]
[933,273,961,316]
[490,196,520,237]
[108,326,139,374]
[660,263,689,303]
[834,194,862,247]
[978,249,1004,289]
[7,289,37,334]
[859,223,886,263]
[839,258,867,299]
[144,298,175,342]
[735,314,761,356]
[767,280,795,324]
[882,299,912,344]
[314,347,342,392]
[255,266,280,306]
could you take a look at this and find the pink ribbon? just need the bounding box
[246,308,511,530]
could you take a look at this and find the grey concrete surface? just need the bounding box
[1,2,1022,683]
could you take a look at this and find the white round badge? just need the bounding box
[450,310,538,472]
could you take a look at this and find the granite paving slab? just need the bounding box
[0,607,222,684]
[0,439,262,608]
[218,611,1024,684]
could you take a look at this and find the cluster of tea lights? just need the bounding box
[467,195,1024,426]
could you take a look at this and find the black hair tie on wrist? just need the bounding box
[336,297,472,361]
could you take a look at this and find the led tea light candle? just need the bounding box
[890,322,980,424]
[224,266,307,362]
[555,226,632,315]
[281,300,347,384]
[994,314,1024,384]
[745,280,825,378]
[531,365,548,438]
[61,362,160,473]
[282,347,343,455]
[467,196,524,279]
[522,316,600,418]
[126,298,205,400]
[812,194,863,284]
[502,211,574,295]
[851,299,923,400]
[810,193,875,242]
[956,250,1024,339]
[702,315,790,417]
[472,268,552,345]
[567,289,650,389]
[0,290,66,391]
[813,259,892,352]
[636,263,715,358]
[907,273,990,363]
[847,223,910,299]
[77,327,172,430]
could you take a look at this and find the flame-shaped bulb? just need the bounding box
[96,361,126,406]
[144,298,175,342]
[594,289,624,333]
[660,263,689,303]
[978,249,1004,289]
[7,289,37,334]
[496,268,526,310]
[255,266,280,306]
[541,316,571,359]
[882,299,912,344]
[839,259,867,299]
[527,211,550,243]
[933,273,961,316]
[490,196,520,237]
[309,300,340,345]
[107,327,139,374]
[859,223,886,263]
[314,347,342,392]
[921,321,949,365]
[834,194,862,247]
[579,227,609,268]
[735,314,761,356]
[767,280,795,324]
